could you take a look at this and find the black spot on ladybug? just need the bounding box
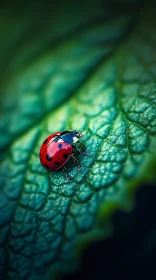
[54,161,60,166]
[43,138,48,144]
[58,143,63,149]
[44,164,51,170]
[46,154,52,161]
[63,154,68,159]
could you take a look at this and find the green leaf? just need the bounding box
[0,1,156,279]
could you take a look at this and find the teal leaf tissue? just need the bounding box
[0,1,156,279]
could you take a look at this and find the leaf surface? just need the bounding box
[0,1,156,279]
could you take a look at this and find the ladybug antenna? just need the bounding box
[79,129,84,137]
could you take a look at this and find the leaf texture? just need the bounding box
[0,1,156,279]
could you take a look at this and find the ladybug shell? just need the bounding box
[39,132,72,171]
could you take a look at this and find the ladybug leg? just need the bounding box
[62,165,71,180]
[73,143,91,157]
[77,140,86,150]
[71,154,81,171]
[72,144,83,154]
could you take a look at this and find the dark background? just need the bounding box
[61,183,156,280]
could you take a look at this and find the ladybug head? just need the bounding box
[73,131,83,139]
[71,130,83,143]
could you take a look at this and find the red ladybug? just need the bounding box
[39,130,87,178]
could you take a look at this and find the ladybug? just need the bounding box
[39,130,88,178]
